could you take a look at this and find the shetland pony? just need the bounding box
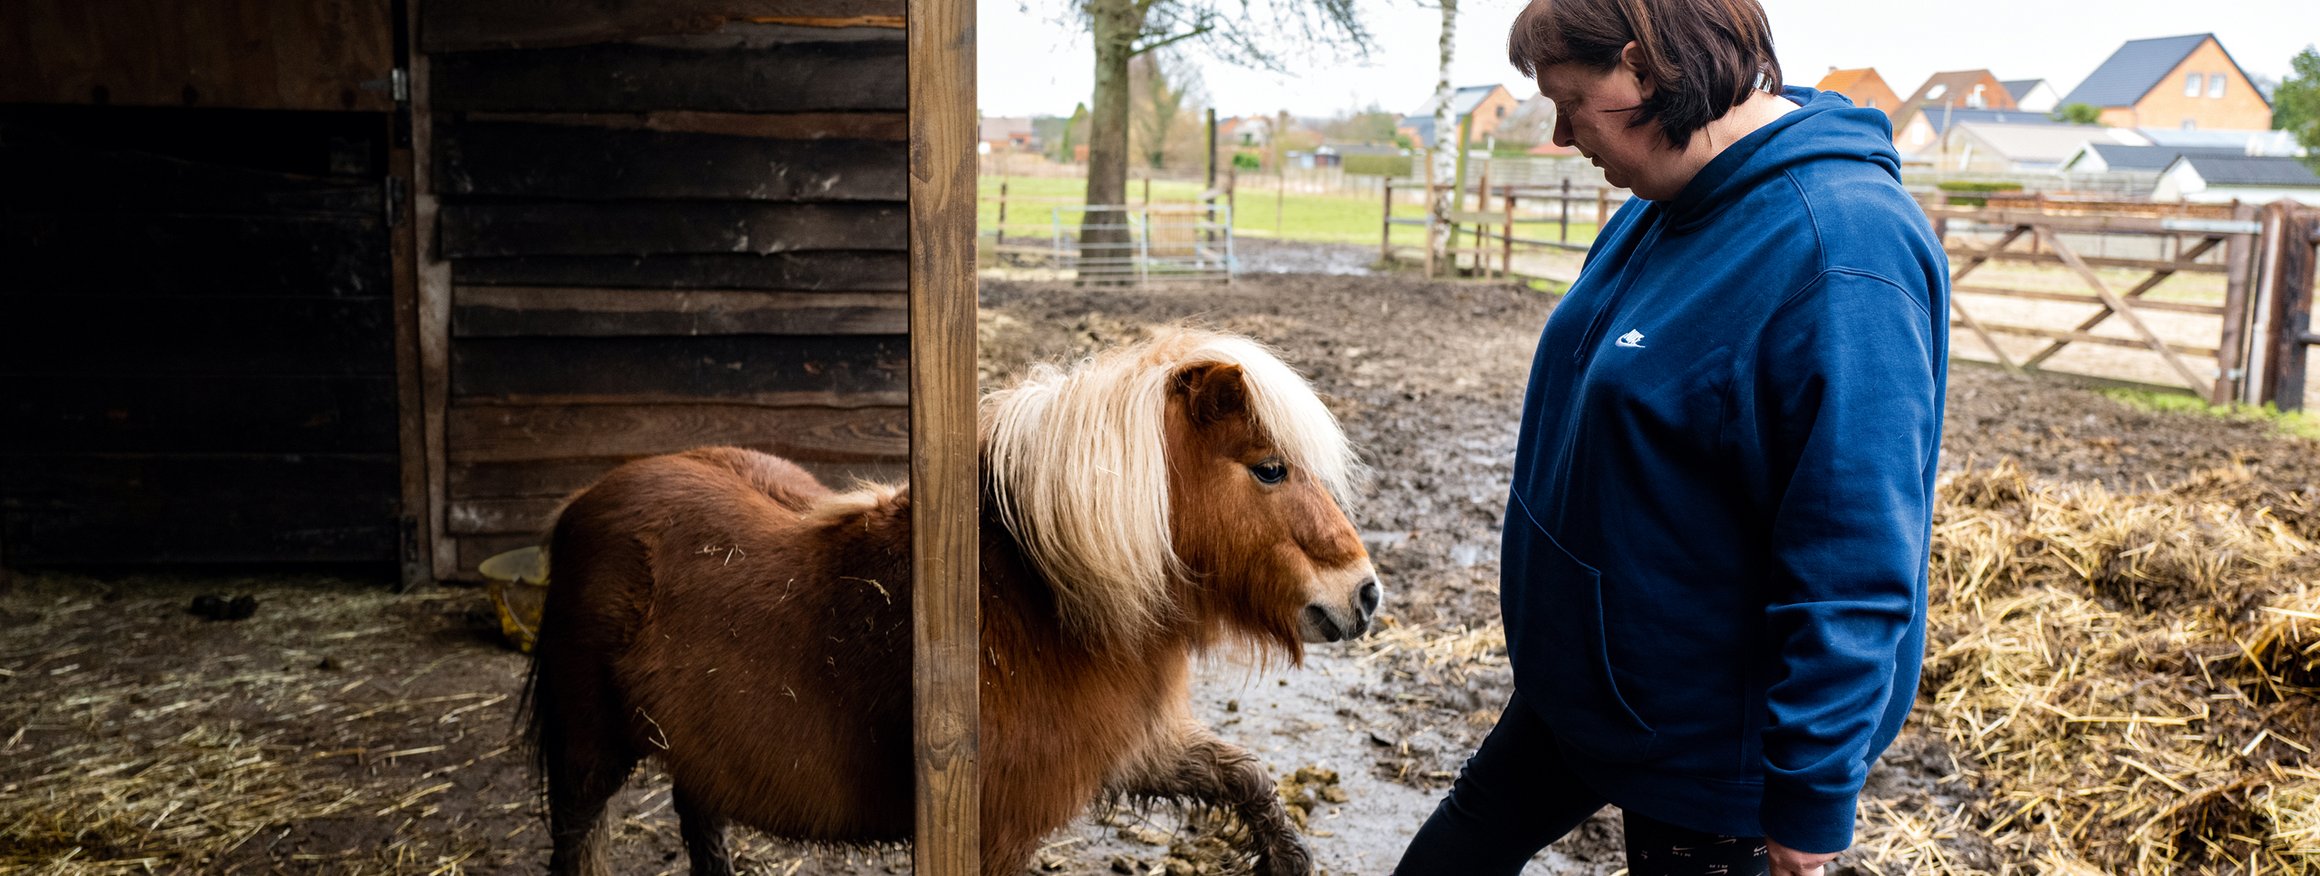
[524,328,1381,875]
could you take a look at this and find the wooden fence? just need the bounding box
[1379,186,2320,410]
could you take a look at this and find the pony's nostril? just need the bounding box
[1358,578,1382,615]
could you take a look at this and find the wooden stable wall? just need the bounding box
[0,107,406,564]
[417,2,912,579]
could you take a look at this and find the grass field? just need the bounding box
[978,174,1603,251]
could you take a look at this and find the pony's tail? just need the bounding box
[514,496,582,799]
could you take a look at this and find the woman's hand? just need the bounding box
[1766,839,1839,876]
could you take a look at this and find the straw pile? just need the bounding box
[1900,459,2320,874]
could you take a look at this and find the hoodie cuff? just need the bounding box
[1758,784,1858,854]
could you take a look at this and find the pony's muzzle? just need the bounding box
[1300,575,1384,643]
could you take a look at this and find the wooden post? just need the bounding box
[1502,186,1516,278]
[2263,205,2316,410]
[908,0,981,865]
[408,0,455,583]
[995,181,1008,244]
[1596,186,1609,230]
[1205,108,1218,248]
[1474,165,1490,275]
[2215,203,2258,405]
[387,7,435,592]
[1380,180,1394,263]
[1141,175,1150,207]
[1559,178,1570,244]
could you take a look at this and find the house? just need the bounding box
[1894,107,2065,155]
[1896,69,2018,137]
[1814,68,1903,121]
[2061,142,2247,173]
[2139,127,2306,156]
[2003,79,2061,113]
[978,115,1037,152]
[1933,122,2142,172]
[2151,154,2320,204]
[1397,84,1519,147]
[2059,33,2272,131]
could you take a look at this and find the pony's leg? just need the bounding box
[541,704,641,876]
[1109,722,1312,876]
[672,786,735,876]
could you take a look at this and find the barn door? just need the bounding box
[1,0,415,574]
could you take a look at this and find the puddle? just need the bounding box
[1049,650,1588,875]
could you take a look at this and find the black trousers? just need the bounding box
[1394,692,1770,876]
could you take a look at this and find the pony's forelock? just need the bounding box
[981,328,1358,648]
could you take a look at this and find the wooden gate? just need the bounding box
[1926,202,2265,405]
[2248,202,2319,411]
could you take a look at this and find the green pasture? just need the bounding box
[978,174,1603,250]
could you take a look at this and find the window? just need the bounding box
[2185,73,2203,96]
[2182,118,2197,130]
[1496,105,1507,119]
[1967,84,1986,108]
[1927,83,1948,100]
[2208,74,2226,98]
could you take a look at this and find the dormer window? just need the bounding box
[2184,73,2203,96]
[1927,84,1948,100]
[1967,84,1986,108]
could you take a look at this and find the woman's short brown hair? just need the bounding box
[1508,0,1782,150]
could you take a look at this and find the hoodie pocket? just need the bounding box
[1506,504,1659,763]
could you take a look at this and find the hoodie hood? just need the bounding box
[1659,86,1901,231]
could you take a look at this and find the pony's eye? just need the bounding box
[1250,460,1288,485]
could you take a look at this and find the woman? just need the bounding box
[1395,1,1947,875]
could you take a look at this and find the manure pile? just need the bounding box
[1879,459,2320,875]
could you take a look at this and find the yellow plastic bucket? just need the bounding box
[479,545,549,653]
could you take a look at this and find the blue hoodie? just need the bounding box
[1500,86,1947,854]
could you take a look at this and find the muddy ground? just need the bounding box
[4,239,2317,874]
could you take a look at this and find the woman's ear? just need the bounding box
[1619,40,1655,99]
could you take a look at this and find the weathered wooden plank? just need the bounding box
[447,403,908,463]
[437,203,906,258]
[422,0,906,52]
[453,287,906,336]
[908,0,982,859]
[3,375,398,453]
[450,334,907,402]
[458,110,908,141]
[410,4,458,581]
[2,296,394,376]
[430,39,905,113]
[448,455,909,499]
[437,121,905,201]
[3,213,389,299]
[449,496,565,536]
[1,453,400,564]
[391,100,436,590]
[1,146,384,215]
[0,0,395,111]
[452,252,907,291]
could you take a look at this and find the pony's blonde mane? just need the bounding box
[981,327,1357,648]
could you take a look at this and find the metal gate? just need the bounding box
[1049,204,1235,284]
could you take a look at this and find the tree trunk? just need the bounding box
[1081,0,1145,280]
[1427,0,1457,273]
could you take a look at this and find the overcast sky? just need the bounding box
[975,0,2317,120]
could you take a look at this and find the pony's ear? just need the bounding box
[1174,362,1249,426]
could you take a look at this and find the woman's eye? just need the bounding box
[1250,461,1288,485]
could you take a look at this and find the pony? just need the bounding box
[523,327,1382,875]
